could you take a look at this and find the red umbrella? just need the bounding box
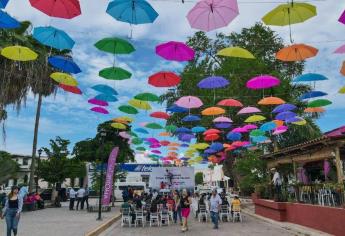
[217,98,243,107]
[160,140,170,146]
[203,128,221,136]
[148,71,181,87]
[204,134,220,141]
[59,84,82,94]
[29,0,81,19]
[150,111,170,120]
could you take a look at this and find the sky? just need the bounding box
[1,0,345,163]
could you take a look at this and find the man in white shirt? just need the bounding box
[271,168,282,201]
[69,188,76,210]
[76,187,85,210]
[209,189,222,229]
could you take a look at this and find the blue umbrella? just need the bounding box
[48,56,81,74]
[210,142,223,151]
[182,115,201,122]
[180,143,189,148]
[204,148,217,154]
[175,127,192,134]
[251,135,269,143]
[0,10,19,29]
[275,111,296,121]
[226,132,242,141]
[95,94,118,102]
[134,128,149,134]
[178,133,194,142]
[272,103,297,113]
[33,26,75,50]
[260,122,277,132]
[293,73,328,83]
[0,0,9,8]
[92,85,118,96]
[106,0,159,25]
[286,117,302,123]
[214,122,232,129]
[191,126,206,133]
[299,91,328,100]
[166,104,188,113]
[197,76,230,89]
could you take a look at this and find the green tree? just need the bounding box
[0,151,19,184]
[195,172,204,185]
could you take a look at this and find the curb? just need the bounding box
[85,214,121,236]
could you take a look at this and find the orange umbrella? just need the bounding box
[258,96,285,105]
[201,107,225,116]
[168,151,178,157]
[168,147,179,151]
[304,107,325,113]
[168,142,180,147]
[273,120,284,127]
[159,132,171,136]
[112,118,130,124]
[340,61,345,76]
[276,44,318,62]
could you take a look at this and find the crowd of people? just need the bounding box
[68,186,89,211]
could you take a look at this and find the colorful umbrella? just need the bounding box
[262,2,316,26]
[243,124,258,130]
[111,123,127,130]
[88,98,108,107]
[213,116,232,123]
[95,37,135,54]
[119,131,131,139]
[231,127,247,133]
[166,125,178,133]
[118,105,138,114]
[175,96,203,109]
[304,107,325,113]
[99,67,132,80]
[273,126,288,135]
[307,99,332,108]
[145,123,163,129]
[204,134,220,141]
[29,0,81,19]
[150,111,170,120]
[191,126,206,133]
[156,41,195,62]
[91,107,109,114]
[258,96,285,105]
[95,94,118,102]
[1,46,38,61]
[260,122,277,132]
[217,47,255,59]
[148,72,181,87]
[293,73,328,82]
[112,118,129,125]
[275,111,296,120]
[197,76,229,89]
[0,0,9,8]
[187,0,239,32]
[339,86,345,94]
[91,84,118,95]
[276,44,318,62]
[272,103,297,113]
[128,99,151,110]
[106,0,158,25]
[0,10,20,29]
[246,75,280,90]
[59,84,82,95]
[33,26,75,50]
[226,132,241,141]
[50,72,77,86]
[175,127,191,134]
[245,115,266,123]
[134,128,149,134]
[134,93,159,102]
[215,123,232,129]
[159,132,171,137]
[292,118,307,126]
[237,106,261,115]
[136,147,146,151]
[182,115,201,122]
[48,56,81,74]
[340,61,345,76]
[202,107,225,116]
[203,128,221,135]
[250,129,265,137]
[166,104,188,113]
[217,98,243,107]
[300,91,328,100]
[115,116,133,123]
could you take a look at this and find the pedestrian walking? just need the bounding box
[209,189,222,229]
[69,188,76,210]
[83,185,89,210]
[76,187,85,210]
[172,190,182,224]
[180,189,191,232]
[1,186,23,236]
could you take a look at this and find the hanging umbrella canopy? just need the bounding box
[258,96,285,105]
[134,128,149,134]
[160,140,170,146]
[204,134,220,141]
[0,10,20,29]
[191,126,206,133]
[226,132,241,141]
[260,121,277,132]
[243,124,258,130]
[136,146,146,151]
[165,125,177,133]
[187,0,239,32]
[246,75,280,90]
[275,111,296,120]
[95,37,135,54]
[304,107,325,113]
[213,116,232,123]
[202,107,225,116]
[272,103,297,113]
[340,61,345,76]
[191,143,209,150]
[156,41,195,62]
[293,73,328,83]
[33,26,75,50]
[197,76,229,89]
[128,99,151,110]
[175,127,191,134]
[339,86,345,94]
[95,94,118,103]
[334,45,345,54]
[29,0,81,19]
[250,129,265,137]
[59,84,82,95]
[237,106,261,115]
[112,118,129,125]
[115,116,133,123]
[217,47,255,59]
[0,0,9,8]
[245,115,266,123]
[231,127,247,133]
[99,67,132,80]
[175,96,203,109]
[88,98,108,107]
[215,122,232,129]
[1,46,38,61]
[166,104,188,113]
[273,120,284,127]
[203,128,221,136]
[217,98,243,107]
[48,56,81,74]
[148,71,181,87]
[111,123,127,130]
[91,84,118,96]
[159,132,171,137]
[262,2,316,26]
[308,99,332,108]
[145,122,163,129]
[150,111,170,120]
[91,107,109,114]
[50,72,77,86]
[182,115,201,122]
[119,131,130,139]
[178,133,195,142]
[106,0,158,25]
[292,118,307,126]
[118,105,138,114]
[276,44,318,62]
[134,92,159,102]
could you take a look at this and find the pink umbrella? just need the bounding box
[119,131,130,139]
[88,98,108,107]
[150,144,161,148]
[151,150,161,154]
[187,0,239,32]
[232,127,248,133]
[146,137,159,143]
[140,122,149,127]
[213,116,232,123]
[175,96,203,109]
[156,41,195,61]
[90,107,109,114]
[246,75,280,90]
[237,106,261,115]
[334,44,345,54]
[243,124,258,130]
[323,160,330,179]
[273,125,288,135]
[339,9,345,25]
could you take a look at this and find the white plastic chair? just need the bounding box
[160,208,170,226]
[121,208,132,227]
[149,212,159,227]
[220,205,231,222]
[232,205,242,223]
[198,205,208,222]
[134,210,145,227]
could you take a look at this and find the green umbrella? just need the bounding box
[250,129,265,137]
[134,93,160,102]
[145,122,163,129]
[165,125,177,133]
[132,138,143,145]
[149,154,160,159]
[307,99,332,108]
[118,105,138,114]
[136,146,146,151]
[94,37,135,54]
[128,131,138,137]
[99,67,132,80]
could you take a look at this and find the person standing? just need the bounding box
[180,189,191,232]
[84,185,89,210]
[1,186,23,236]
[69,188,76,210]
[272,168,282,201]
[172,190,182,225]
[76,187,85,210]
[209,189,222,229]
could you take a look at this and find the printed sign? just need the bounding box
[118,163,159,172]
[102,147,119,205]
[149,167,195,190]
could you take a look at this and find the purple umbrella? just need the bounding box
[88,98,109,107]
[275,111,296,121]
[285,117,302,123]
[272,103,297,113]
[151,150,161,154]
[213,116,232,123]
[187,0,239,32]
[214,122,232,129]
[205,148,217,154]
[178,133,195,142]
[150,144,161,148]
[146,138,159,143]
[339,9,345,25]
[197,76,229,89]
[90,107,109,114]
[180,143,189,148]
[156,41,195,62]
[237,106,261,115]
[246,75,280,90]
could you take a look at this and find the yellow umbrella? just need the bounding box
[111,123,127,130]
[117,116,134,122]
[202,107,225,116]
[1,46,38,61]
[339,86,345,94]
[190,143,209,150]
[50,72,78,86]
[217,47,255,59]
[292,118,307,126]
[112,118,129,124]
[245,115,266,123]
[128,98,152,110]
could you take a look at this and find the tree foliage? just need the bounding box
[0,151,19,184]
[195,172,204,185]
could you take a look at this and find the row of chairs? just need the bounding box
[121,207,172,227]
[198,205,242,223]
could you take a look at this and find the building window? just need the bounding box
[23,159,29,166]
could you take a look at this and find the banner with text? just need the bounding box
[149,167,195,190]
[102,147,119,205]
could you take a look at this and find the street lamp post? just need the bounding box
[35,148,43,193]
[97,129,107,221]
